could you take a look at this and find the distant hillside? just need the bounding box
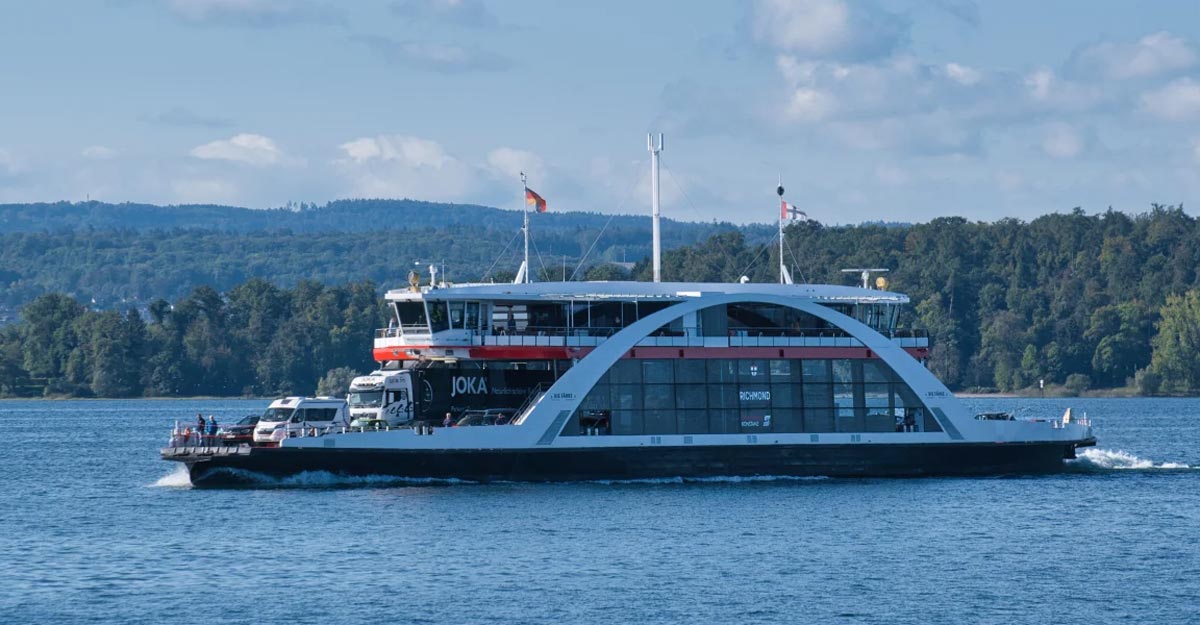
[0,199,762,236]
[0,199,774,309]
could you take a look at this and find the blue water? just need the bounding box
[1,397,1198,625]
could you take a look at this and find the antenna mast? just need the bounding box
[519,171,530,284]
[777,177,793,284]
[648,133,664,282]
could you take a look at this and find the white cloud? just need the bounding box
[1041,123,1084,159]
[390,0,498,28]
[750,0,907,60]
[1023,68,1104,112]
[190,133,291,166]
[0,148,25,176]
[339,135,452,167]
[357,35,509,73]
[1069,31,1197,80]
[943,62,981,86]
[165,0,341,27]
[1139,77,1200,121]
[335,134,479,201]
[486,148,545,185]
[81,145,117,160]
[874,164,909,185]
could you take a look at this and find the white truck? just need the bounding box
[347,370,413,428]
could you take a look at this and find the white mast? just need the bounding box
[648,133,663,283]
[777,178,793,285]
[518,171,530,284]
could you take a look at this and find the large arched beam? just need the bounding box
[524,292,968,442]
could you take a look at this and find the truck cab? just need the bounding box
[347,371,413,428]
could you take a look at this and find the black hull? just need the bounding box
[184,442,1081,487]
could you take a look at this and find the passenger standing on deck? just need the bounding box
[443,412,453,427]
[196,413,206,444]
[208,416,218,440]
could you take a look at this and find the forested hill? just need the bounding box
[5,202,1200,397]
[640,204,1200,395]
[0,199,746,235]
[0,199,772,309]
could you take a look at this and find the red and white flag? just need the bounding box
[781,200,807,220]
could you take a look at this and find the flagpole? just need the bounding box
[521,171,530,284]
[777,178,785,285]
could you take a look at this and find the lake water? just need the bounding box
[1,397,1197,625]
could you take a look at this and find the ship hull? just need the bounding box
[182,440,1088,487]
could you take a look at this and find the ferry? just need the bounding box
[162,135,1095,485]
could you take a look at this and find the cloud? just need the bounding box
[81,146,118,160]
[356,35,510,73]
[486,148,545,185]
[190,133,292,166]
[1040,123,1085,159]
[943,62,981,86]
[389,0,498,28]
[1023,68,1105,112]
[1067,31,1197,81]
[0,148,27,176]
[141,107,234,129]
[749,0,908,61]
[164,0,343,27]
[335,134,482,201]
[1139,77,1200,121]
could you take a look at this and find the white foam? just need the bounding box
[151,464,193,488]
[588,475,830,485]
[1072,448,1192,471]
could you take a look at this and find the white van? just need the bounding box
[253,397,350,445]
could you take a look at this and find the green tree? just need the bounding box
[1150,290,1200,392]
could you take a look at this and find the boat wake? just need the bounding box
[150,464,193,488]
[1067,448,1193,472]
[195,467,474,489]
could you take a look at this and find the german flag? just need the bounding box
[525,188,547,213]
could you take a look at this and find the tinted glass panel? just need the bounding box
[643,384,675,410]
[674,360,707,384]
[642,360,674,384]
[738,359,769,382]
[676,386,707,410]
[802,360,830,382]
[677,410,708,434]
[707,359,738,383]
[643,410,676,435]
[708,385,739,410]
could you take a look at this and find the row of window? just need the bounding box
[565,408,938,436]
[567,358,941,436]
[602,358,897,385]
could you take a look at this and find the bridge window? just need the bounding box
[395,302,428,328]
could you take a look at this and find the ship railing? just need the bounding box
[511,382,551,425]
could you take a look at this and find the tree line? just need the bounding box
[4,204,1200,396]
[0,279,386,398]
[627,204,1200,394]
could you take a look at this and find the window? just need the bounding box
[448,302,465,329]
[642,360,673,384]
[428,302,449,333]
[465,302,480,330]
[707,359,738,383]
[395,302,428,327]
[738,359,769,382]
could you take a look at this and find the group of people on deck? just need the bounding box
[180,413,219,445]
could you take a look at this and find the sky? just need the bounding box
[2,0,1200,224]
